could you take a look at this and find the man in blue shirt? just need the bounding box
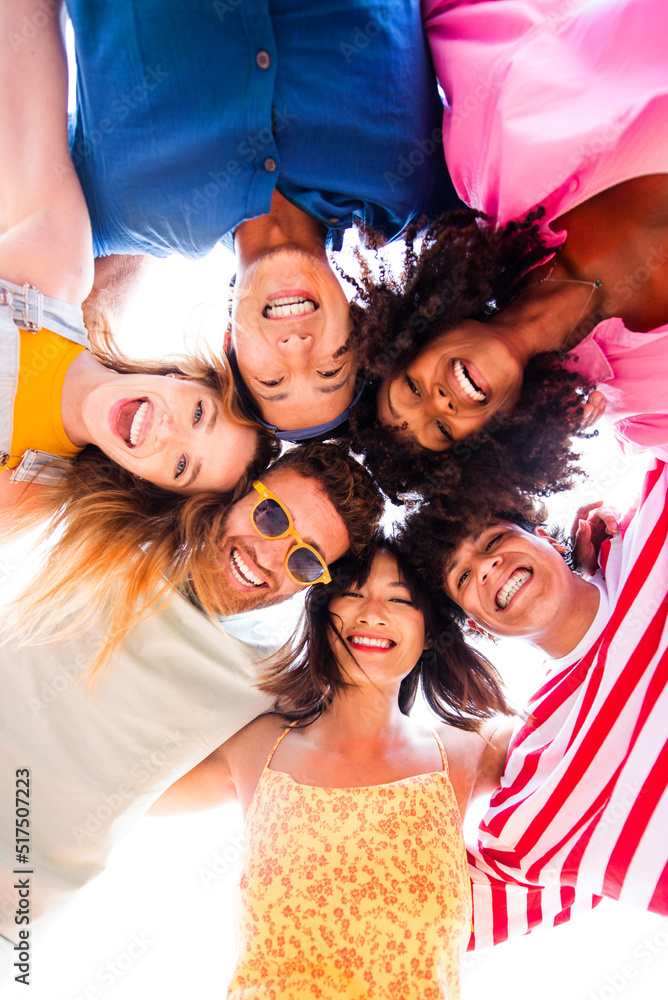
[67,0,460,436]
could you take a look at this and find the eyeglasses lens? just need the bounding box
[253,498,290,537]
[287,548,326,584]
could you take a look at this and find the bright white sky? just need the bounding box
[1,22,666,1000]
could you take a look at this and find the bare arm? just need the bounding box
[470,716,516,801]
[440,715,516,818]
[82,254,153,341]
[0,0,93,303]
[149,744,238,816]
[149,714,285,816]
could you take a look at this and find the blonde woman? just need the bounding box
[0,1,275,529]
[0,0,277,667]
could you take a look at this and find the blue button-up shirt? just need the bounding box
[66,0,461,258]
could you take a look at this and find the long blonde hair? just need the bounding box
[3,335,279,680]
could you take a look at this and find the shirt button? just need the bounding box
[568,177,579,193]
[256,50,271,70]
[264,157,277,173]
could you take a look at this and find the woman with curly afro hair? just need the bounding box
[342,0,668,509]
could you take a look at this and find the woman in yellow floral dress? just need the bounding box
[155,536,513,999]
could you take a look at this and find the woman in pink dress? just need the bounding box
[346,0,668,511]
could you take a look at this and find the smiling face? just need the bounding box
[327,551,426,688]
[376,320,525,451]
[442,522,599,656]
[80,373,259,493]
[228,247,357,431]
[212,466,350,615]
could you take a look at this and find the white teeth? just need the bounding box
[129,401,150,446]
[348,636,393,648]
[265,297,316,318]
[453,360,487,403]
[496,569,532,609]
[230,548,263,587]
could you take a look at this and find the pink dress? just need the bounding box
[423,0,668,457]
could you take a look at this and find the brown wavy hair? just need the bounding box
[4,335,279,678]
[188,441,385,619]
[260,534,512,730]
[341,210,595,509]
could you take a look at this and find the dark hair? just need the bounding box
[260,534,512,729]
[341,210,595,507]
[397,500,579,655]
[186,441,385,618]
[270,441,384,555]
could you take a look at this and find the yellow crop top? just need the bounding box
[3,327,86,470]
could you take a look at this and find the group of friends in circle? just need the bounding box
[1,0,668,996]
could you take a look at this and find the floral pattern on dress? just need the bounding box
[227,732,471,999]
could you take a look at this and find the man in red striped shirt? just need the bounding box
[404,458,668,944]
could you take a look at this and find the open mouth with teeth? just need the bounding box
[263,296,319,319]
[117,399,151,448]
[229,547,267,589]
[496,568,533,609]
[452,359,488,403]
[346,634,396,651]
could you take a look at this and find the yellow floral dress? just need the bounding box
[227,729,472,999]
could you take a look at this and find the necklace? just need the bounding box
[532,264,602,353]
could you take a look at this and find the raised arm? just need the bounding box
[440,716,515,819]
[150,714,284,816]
[150,744,238,815]
[470,716,515,801]
[0,0,93,303]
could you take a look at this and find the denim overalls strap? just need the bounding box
[0,278,89,483]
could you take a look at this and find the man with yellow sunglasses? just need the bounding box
[189,442,383,617]
[249,480,332,586]
[0,443,382,970]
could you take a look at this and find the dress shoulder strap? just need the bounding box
[264,720,298,769]
[432,729,448,772]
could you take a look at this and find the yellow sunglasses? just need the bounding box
[251,481,332,587]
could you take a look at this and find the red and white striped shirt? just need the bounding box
[468,459,668,947]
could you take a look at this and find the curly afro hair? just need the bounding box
[340,210,595,512]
